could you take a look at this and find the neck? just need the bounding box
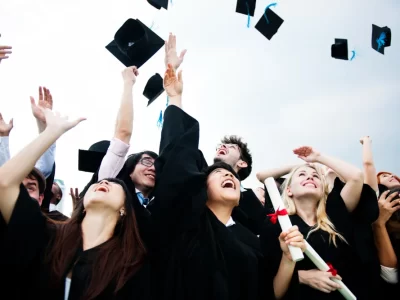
[136,186,151,198]
[206,201,233,225]
[81,209,118,251]
[293,197,318,226]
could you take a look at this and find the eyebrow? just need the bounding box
[26,182,38,187]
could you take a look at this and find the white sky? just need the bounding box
[0,0,399,215]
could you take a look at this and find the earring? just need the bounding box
[120,211,124,217]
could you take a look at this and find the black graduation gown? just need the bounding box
[156,105,266,235]
[260,178,378,300]
[149,106,274,300]
[1,184,151,300]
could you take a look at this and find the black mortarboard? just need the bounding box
[78,140,110,173]
[143,73,164,106]
[255,7,284,40]
[148,0,168,10]
[236,0,256,17]
[372,24,391,55]
[105,19,164,68]
[331,38,348,60]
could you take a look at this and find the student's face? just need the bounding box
[84,180,125,213]
[23,177,44,205]
[287,166,323,199]
[214,143,246,171]
[207,168,241,206]
[380,173,400,189]
[130,155,156,189]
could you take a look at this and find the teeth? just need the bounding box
[146,175,155,179]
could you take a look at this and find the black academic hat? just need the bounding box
[105,19,164,68]
[143,73,164,106]
[148,0,168,10]
[372,24,391,55]
[331,38,348,60]
[78,140,110,173]
[236,0,256,17]
[255,7,284,40]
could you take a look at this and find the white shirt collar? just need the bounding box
[49,203,57,212]
[225,216,236,227]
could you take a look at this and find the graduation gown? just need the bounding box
[156,105,266,235]
[149,106,274,300]
[1,184,151,300]
[260,178,379,300]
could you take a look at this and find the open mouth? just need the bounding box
[302,181,316,188]
[217,149,227,155]
[222,179,236,189]
[95,186,109,193]
[145,174,155,180]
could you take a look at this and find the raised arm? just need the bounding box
[98,67,138,181]
[294,146,363,212]
[30,87,56,178]
[0,44,12,64]
[360,136,379,192]
[256,164,299,183]
[0,109,85,223]
[0,112,13,167]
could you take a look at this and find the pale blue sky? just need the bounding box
[0,0,399,215]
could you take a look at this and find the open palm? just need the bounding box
[0,113,13,136]
[164,63,183,97]
[31,86,53,123]
[293,146,320,163]
[164,33,187,70]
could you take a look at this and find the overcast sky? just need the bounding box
[0,0,399,215]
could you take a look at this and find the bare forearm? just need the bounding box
[114,82,134,143]
[317,154,363,183]
[36,119,46,133]
[361,142,378,191]
[168,95,182,109]
[0,128,61,188]
[256,165,298,183]
[273,254,296,299]
[373,223,398,268]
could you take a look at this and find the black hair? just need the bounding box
[220,135,252,181]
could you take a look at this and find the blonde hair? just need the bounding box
[281,164,347,247]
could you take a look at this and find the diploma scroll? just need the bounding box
[264,177,304,262]
[304,241,356,300]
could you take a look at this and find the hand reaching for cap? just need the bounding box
[359,136,371,145]
[30,87,53,124]
[0,113,13,136]
[43,108,86,135]
[164,33,187,70]
[0,45,12,64]
[122,66,139,85]
[164,63,183,97]
[293,146,321,163]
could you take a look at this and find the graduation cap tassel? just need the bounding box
[157,110,163,128]
[377,32,386,51]
[264,2,277,24]
[350,50,356,61]
[166,96,169,107]
[246,2,251,28]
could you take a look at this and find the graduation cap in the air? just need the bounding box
[372,24,391,55]
[78,140,110,173]
[236,0,256,17]
[105,19,164,68]
[143,73,164,106]
[255,5,284,40]
[331,38,348,60]
[148,0,168,10]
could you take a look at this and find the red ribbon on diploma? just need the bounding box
[267,207,288,224]
[327,263,338,276]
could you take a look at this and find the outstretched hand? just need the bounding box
[164,63,183,97]
[30,87,53,123]
[43,108,86,134]
[122,66,139,85]
[0,113,13,136]
[293,146,321,163]
[164,33,187,70]
[0,45,12,63]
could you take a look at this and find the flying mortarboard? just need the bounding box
[105,19,164,68]
[148,0,169,10]
[236,0,256,17]
[372,24,391,55]
[331,38,348,60]
[255,4,284,40]
[78,140,110,173]
[143,73,165,106]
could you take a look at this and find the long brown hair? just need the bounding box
[45,178,146,299]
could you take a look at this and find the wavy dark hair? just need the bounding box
[45,178,146,299]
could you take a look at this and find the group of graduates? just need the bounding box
[0,34,399,300]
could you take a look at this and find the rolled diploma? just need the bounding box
[304,241,356,300]
[264,177,304,262]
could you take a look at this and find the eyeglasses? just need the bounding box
[140,157,155,167]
